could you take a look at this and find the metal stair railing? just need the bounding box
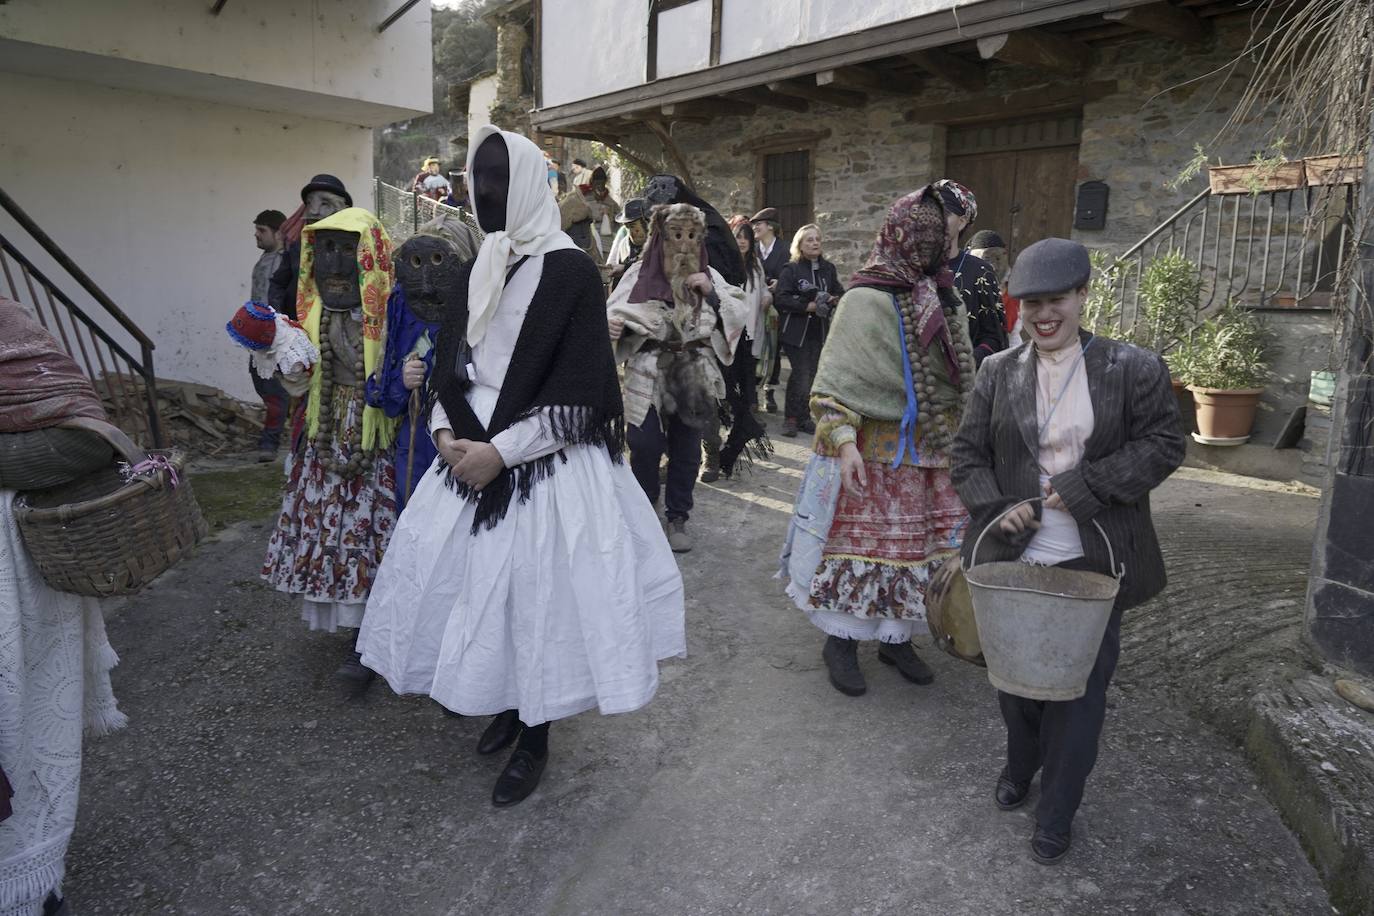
[0,185,163,447]
[1107,182,1358,342]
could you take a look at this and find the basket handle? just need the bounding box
[970,496,1121,580]
[55,416,146,466]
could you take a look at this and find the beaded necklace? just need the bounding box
[314,308,375,478]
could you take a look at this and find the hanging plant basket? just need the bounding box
[1208,161,1306,195]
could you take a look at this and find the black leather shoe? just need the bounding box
[995,773,1032,811]
[491,748,547,807]
[822,636,867,696]
[335,650,376,697]
[476,710,521,756]
[1031,826,1072,864]
[877,641,935,685]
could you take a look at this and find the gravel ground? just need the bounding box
[64,423,1334,915]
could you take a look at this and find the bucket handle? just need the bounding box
[970,497,1123,580]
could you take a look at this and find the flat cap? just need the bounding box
[1008,237,1092,299]
[750,207,779,224]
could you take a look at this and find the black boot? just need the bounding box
[1031,826,1072,864]
[765,388,778,413]
[878,640,935,685]
[701,440,721,482]
[995,770,1032,811]
[492,721,549,808]
[477,708,521,755]
[335,648,376,698]
[822,636,866,696]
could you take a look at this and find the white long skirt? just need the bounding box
[359,436,685,726]
[0,491,125,916]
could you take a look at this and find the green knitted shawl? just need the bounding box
[811,286,954,421]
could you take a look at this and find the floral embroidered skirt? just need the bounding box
[780,453,966,643]
[261,394,397,630]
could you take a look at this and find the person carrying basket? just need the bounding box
[947,238,1185,864]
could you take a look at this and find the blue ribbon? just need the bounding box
[891,295,921,469]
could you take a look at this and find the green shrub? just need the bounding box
[1137,252,1201,352]
[1167,302,1273,390]
[1081,249,1122,334]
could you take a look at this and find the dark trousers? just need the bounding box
[767,340,784,387]
[627,406,701,522]
[721,341,760,472]
[999,578,1125,836]
[249,362,288,452]
[782,331,823,423]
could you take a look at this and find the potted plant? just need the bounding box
[1170,303,1273,445]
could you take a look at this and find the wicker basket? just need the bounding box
[14,417,207,597]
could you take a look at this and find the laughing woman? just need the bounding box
[949,238,1184,865]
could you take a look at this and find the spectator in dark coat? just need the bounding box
[774,223,843,438]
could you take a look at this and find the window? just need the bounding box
[760,150,813,239]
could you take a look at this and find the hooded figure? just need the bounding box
[261,207,399,685]
[642,174,747,288]
[358,126,685,809]
[364,214,480,512]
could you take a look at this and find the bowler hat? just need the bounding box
[750,207,779,224]
[1008,238,1092,299]
[300,174,353,208]
[617,198,649,223]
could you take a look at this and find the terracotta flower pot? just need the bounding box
[1187,386,1264,444]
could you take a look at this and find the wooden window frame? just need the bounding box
[648,0,724,82]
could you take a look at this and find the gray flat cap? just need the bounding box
[1008,238,1092,298]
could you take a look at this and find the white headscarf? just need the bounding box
[465,125,580,346]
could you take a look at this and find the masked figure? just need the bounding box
[607,202,756,553]
[365,215,481,512]
[359,127,685,808]
[261,207,398,685]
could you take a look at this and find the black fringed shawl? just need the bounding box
[431,248,626,533]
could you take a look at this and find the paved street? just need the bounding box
[67,428,1332,915]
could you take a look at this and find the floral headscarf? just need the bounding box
[297,207,396,450]
[851,186,953,295]
[934,178,977,225]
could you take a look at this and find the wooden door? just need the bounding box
[761,149,814,240]
[945,114,1081,259]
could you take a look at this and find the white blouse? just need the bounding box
[1023,339,1096,564]
[429,253,564,468]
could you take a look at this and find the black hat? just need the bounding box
[617,198,649,223]
[750,207,779,224]
[253,209,286,231]
[1008,238,1092,299]
[967,230,1006,250]
[300,174,353,208]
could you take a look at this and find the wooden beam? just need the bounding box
[732,128,833,156]
[645,120,695,188]
[1103,2,1210,43]
[661,99,757,119]
[816,66,922,96]
[976,29,1091,75]
[903,79,1118,125]
[766,79,866,109]
[709,0,723,67]
[725,87,810,113]
[905,48,987,90]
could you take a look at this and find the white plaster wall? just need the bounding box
[541,0,646,107]
[0,0,430,114]
[656,0,712,79]
[722,0,965,61]
[467,75,500,149]
[0,73,374,401]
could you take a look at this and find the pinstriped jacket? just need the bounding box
[950,330,1186,611]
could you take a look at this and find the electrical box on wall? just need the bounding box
[1075,181,1109,230]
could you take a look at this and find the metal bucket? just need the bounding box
[965,498,1122,701]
